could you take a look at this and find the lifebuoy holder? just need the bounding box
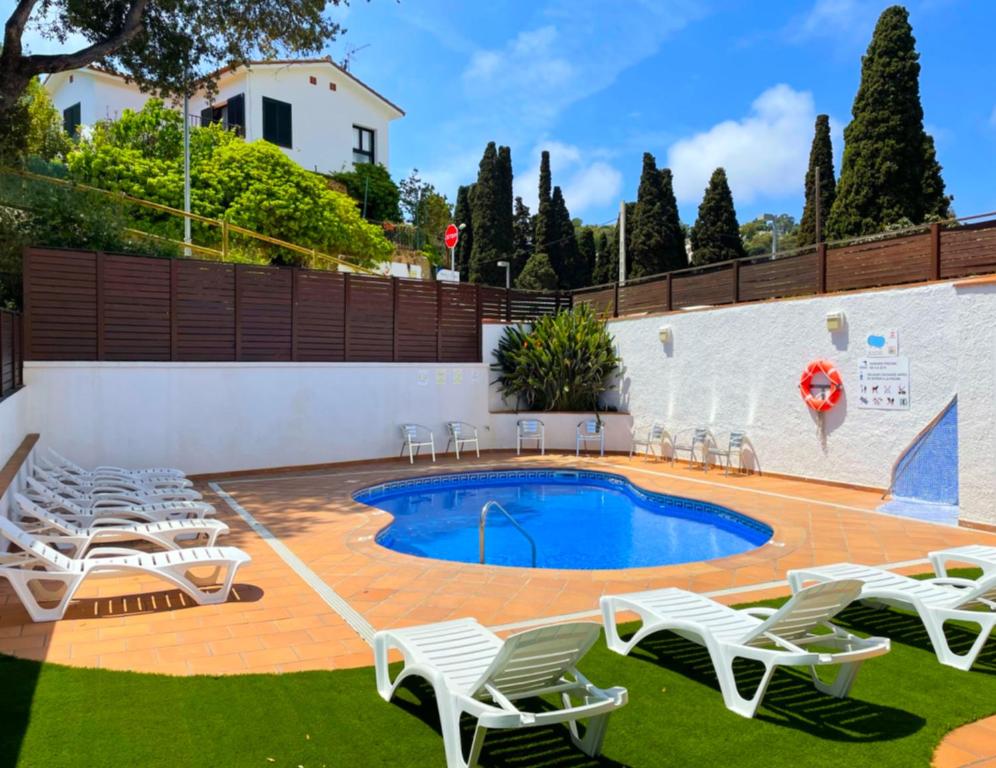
[799,359,843,412]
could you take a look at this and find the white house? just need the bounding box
[44,58,404,174]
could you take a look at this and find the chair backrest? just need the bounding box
[0,514,77,571]
[649,423,667,441]
[578,419,601,436]
[740,580,863,647]
[692,428,709,444]
[447,421,474,437]
[47,448,84,475]
[25,477,85,516]
[401,424,430,442]
[728,431,745,450]
[518,419,543,436]
[470,622,600,699]
[14,494,78,535]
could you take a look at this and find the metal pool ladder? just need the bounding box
[479,500,537,568]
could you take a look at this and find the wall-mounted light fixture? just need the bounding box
[658,326,672,344]
[825,311,845,332]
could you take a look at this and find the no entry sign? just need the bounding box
[444,224,459,249]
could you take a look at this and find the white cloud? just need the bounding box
[562,162,623,214]
[785,0,884,47]
[667,84,817,206]
[512,141,621,218]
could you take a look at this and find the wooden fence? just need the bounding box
[0,308,23,398]
[574,218,996,316]
[23,248,558,363]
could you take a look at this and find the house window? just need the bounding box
[63,102,81,137]
[262,97,292,148]
[353,126,375,165]
[199,94,245,136]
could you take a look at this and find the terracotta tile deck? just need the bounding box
[934,716,996,768]
[1,451,994,679]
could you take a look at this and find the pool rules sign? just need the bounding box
[857,357,910,410]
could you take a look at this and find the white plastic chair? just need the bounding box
[375,618,627,768]
[601,581,889,718]
[929,545,996,576]
[516,419,544,455]
[400,424,436,464]
[630,423,672,461]
[672,427,709,468]
[0,514,250,622]
[15,494,228,557]
[445,421,480,460]
[788,563,996,671]
[576,419,605,456]
[704,431,748,475]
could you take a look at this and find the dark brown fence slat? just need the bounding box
[23,247,98,360]
[346,274,394,361]
[439,282,479,363]
[295,270,346,361]
[237,265,293,361]
[395,279,439,362]
[671,264,737,309]
[940,220,996,279]
[175,261,236,361]
[739,250,819,302]
[102,253,171,361]
[826,233,931,292]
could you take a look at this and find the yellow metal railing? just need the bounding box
[2,167,378,275]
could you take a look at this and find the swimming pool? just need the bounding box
[356,469,772,570]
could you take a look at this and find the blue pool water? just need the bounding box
[356,470,772,570]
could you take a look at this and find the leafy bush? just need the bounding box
[330,163,401,223]
[491,304,620,412]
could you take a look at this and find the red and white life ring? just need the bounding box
[799,359,843,412]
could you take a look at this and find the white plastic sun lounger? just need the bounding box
[15,494,228,557]
[788,563,996,671]
[45,448,187,481]
[38,454,193,491]
[0,515,250,622]
[25,477,216,524]
[32,468,203,505]
[929,545,996,577]
[601,581,889,718]
[374,619,627,768]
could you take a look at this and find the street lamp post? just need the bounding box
[496,260,511,289]
[762,213,779,256]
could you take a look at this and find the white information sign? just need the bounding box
[857,357,910,410]
[866,329,899,357]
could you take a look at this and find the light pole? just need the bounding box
[762,213,779,256]
[497,260,511,289]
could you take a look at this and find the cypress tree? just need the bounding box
[511,196,533,283]
[515,252,558,291]
[453,184,474,277]
[828,5,951,238]
[658,168,686,271]
[533,150,554,258]
[798,115,837,246]
[629,153,683,278]
[592,230,617,284]
[469,142,504,284]
[549,186,579,288]
[497,145,515,254]
[690,168,746,265]
[576,227,596,288]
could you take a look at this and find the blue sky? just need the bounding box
[12,0,996,226]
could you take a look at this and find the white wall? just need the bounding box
[25,362,490,476]
[606,282,965,491]
[955,282,996,524]
[0,388,31,525]
[46,70,152,128]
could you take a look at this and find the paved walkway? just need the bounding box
[2,451,991,676]
[933,716,996,767]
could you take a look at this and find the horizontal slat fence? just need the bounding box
[23,248,563,363]
[0,308,23,399]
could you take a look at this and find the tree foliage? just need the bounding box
[469,142,513,285]
[629,153,685,278]
[798,115,836,246]
[65,100,393,266]
[1,0,345,159]
[330,163,401,223]
[510,196,533,283]
[740,215,800,257]
[576,227,596,288]
[453,184,475,278]
[533,150,554,259]
[23,78,70,161]
[514,252,558,291]
[549,185,581,288]
[591,230,617,285]
[827,5,951,238]
[690,168,745,265]
[491,304,620,412]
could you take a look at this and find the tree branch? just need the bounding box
[3,0,39,60]
[16,0,150,78]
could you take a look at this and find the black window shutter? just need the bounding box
[227,94,245,136]
[262,97,292,148]
[200,107,213,127]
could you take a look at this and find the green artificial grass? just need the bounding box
[2,571,994,768]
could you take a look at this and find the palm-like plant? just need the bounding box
[491,304,620,412]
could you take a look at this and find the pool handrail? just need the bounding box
[480,500,537,568]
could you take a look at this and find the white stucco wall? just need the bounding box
[25,362,490,476]
[955,282,996,524]
[605,282,967,490]
[0,388,31,526]
[46,69,152,128]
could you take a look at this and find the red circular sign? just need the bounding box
[444,224,459,249]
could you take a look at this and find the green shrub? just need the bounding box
[491,304,620,412]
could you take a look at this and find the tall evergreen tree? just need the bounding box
[828,5,951,238]
[628,154,684,278]
[469,142,508,284]
[549,186,580,288]
[592,230,617,284]
[533,150,554,259]
[576,228,596,288]
[515,252,558,291]
[497,145,515,256]
[798,115,837,246]
[690,168,746,265]
[510,197,533,284]
[453,184,475,278]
